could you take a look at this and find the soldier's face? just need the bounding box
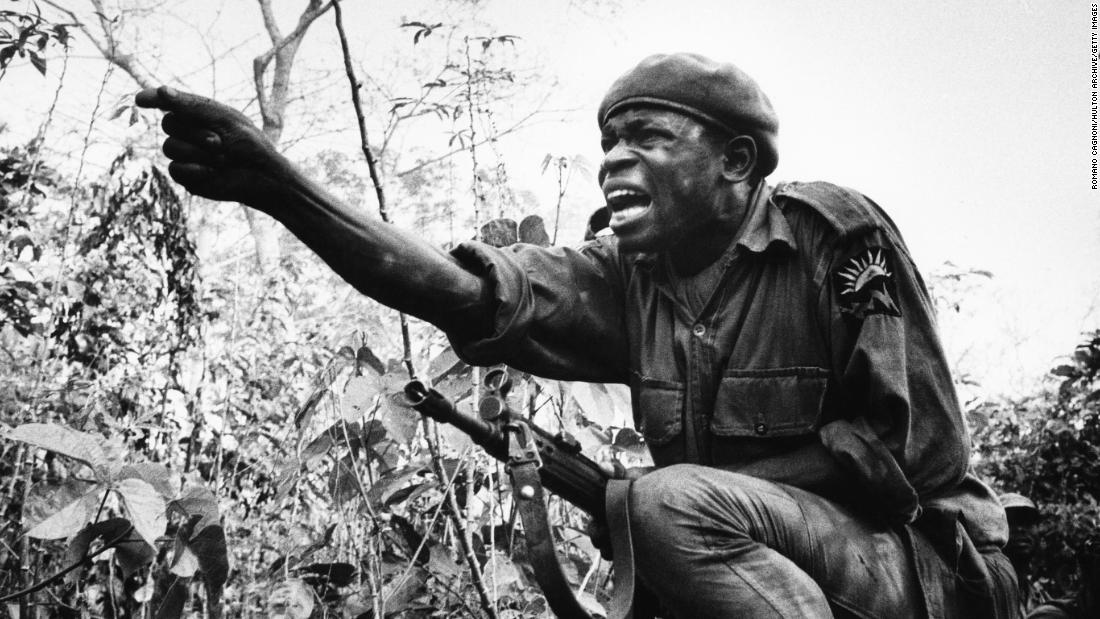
[598,108,728,254]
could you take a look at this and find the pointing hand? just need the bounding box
[135,86,290,206]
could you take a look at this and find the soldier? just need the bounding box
[1001,492,1040,611]
[137,53,1018,617]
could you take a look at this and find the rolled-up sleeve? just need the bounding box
[819,227,970,522]
[447,238,631,384]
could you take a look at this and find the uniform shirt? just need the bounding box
[449,180,1006,545]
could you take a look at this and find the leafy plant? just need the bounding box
[2,421,228,617]
[0,1,70,77]
[973,331,1100,602]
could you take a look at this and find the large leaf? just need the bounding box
[154,577,190,619]
[115,478,167,547]
[169,515,228,614]
[299,425,340,463]
[25,484,103,540]
[383,478,432,509]
[301,420,386,464]
[356,344,386,376]
[22,479,96,531]
[341,375,380,421]
[293,388,327,430]
[381,566,429,614]
[168,485,220,531]
[379,401,419,446]
[482,552,527,596]
[480,218,518,247]
[295,351,356,428]
[1052,364,1079,378]
[66,517,154,581]
[6,423,108,477]
[329,454,362,507]
[380,372,421,445]
[297,562,356,587]
[433,420,475,455]
[369,440,402,474]
[190,524,229,607]
[428,346,466,383]
[360,419,389,449]
[518,214,551,247]
[426,543,462,580]
[170,545,200,578]
[117,462,177,498]
[366,466,425,509]
[388,514,428,565]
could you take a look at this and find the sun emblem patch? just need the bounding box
[835,247,901,319]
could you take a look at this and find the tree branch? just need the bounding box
[332,5,498,615]
[330,0,416,379]
[40,0,158,89]
[256,0,283,44]
[394,108,540,179]
[252,0,332,139]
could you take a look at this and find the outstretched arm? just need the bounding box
[135,86,492,336]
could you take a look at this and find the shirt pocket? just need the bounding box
[711,367,829,438]
[634,377,684,446]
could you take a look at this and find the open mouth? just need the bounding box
[605,188,652,230]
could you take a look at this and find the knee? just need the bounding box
[627,465,702,541]
[629,465,731,532]
[632,463,710,506]
[629,465,780,539]
[627,466,782,592]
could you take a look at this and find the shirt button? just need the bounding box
[692,324,706,337]
[754,423,767,435]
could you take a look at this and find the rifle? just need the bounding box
[404,369,647,619]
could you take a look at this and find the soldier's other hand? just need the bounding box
[135,86,288,205]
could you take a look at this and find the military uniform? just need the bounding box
[450,181,1017,617]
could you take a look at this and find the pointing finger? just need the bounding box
[153,86,245,127]
[135,86,192,111]
[134,86,169,110]
[136,86,246,128]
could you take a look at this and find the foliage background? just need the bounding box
[0,1,1097,617]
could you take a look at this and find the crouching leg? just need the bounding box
[627,464,922,619]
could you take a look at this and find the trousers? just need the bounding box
[629,464,924,619]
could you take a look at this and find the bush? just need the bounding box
[973,331,1100,602]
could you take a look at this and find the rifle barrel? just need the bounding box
[404,381,507,459]
[404,380,609,520]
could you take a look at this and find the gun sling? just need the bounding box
[406,379,652,618]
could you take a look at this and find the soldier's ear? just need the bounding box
[721,135,757,183]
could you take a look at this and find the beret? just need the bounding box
[598,53,780,177]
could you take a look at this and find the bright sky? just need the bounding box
[1,0,1096,397]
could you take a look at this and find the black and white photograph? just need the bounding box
[0,1,1095,617]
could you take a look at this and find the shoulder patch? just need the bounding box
[835,247,901,319]
[774,181,899,240]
